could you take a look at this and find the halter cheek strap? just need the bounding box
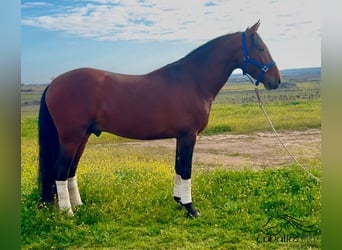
[241,32,276,86]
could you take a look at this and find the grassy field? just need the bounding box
[21,82,321,249]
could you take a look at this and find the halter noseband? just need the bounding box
[241,32,275,86]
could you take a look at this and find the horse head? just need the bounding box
[240,21,281,90]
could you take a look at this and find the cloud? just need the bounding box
[22,1,52,8]
[22,0,320,42]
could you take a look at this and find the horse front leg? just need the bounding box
[174,132,200,218]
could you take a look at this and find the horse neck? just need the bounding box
[181,33,242,100]
[153,33,242,101]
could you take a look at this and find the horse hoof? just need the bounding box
[61,207,74,217]
[183,203,200,218]
[187,211,201,218]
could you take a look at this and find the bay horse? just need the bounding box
[38,21,281,217]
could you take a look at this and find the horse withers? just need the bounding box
[38,21,281,217]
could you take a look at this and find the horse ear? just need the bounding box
[247,20,260,33]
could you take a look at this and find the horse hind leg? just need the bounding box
[55,179,73,216]
[67,135,89,208]
[67,125,101,208]
[54,137,85,216]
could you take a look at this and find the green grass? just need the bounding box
[203,99,321,135]
[21,127,321,249]
[22,139,321,249]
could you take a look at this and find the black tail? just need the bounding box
[38,86,59,203]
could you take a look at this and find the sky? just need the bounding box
[21,0,321,85]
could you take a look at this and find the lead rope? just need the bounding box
[244,74,321,183]
[254,87,321,183]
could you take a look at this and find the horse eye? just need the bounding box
[258,47,265,52]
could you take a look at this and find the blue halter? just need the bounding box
[241,32,276,86]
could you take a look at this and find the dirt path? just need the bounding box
[122,129,321,170]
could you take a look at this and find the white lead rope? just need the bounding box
[254,87,321,183]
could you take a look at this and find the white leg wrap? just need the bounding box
[68,176,83,207]
[173,174,181,198]
[181,178,192,204]
[56,180,73,216]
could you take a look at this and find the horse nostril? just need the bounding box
[278,79,281,84]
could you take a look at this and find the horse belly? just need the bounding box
[98,105,182,140]
[96,93,202,140]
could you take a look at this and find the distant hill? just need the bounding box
[280,67,321,82]
[229,67,321,84]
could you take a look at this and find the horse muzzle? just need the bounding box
[264,77,281,90]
